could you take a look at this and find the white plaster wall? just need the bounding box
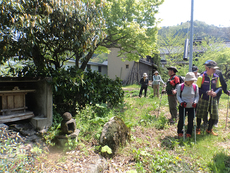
[108,48,134,81]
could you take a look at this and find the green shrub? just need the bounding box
[9,65,124,116]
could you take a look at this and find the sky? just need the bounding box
[156,0,230,27]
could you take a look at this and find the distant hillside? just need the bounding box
[158,20,230,41]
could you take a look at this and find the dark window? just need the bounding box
[126,64,129,69]
[98,66,101,72]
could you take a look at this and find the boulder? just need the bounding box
[99,116,130,155]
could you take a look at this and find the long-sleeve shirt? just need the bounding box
[140,78,149,87]
[176,83,199,108]
[215,70,228,93]
[166,74,180,95]
[152,75,165,85]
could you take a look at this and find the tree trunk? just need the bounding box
[80,49,94,71]
[32,44,45,71]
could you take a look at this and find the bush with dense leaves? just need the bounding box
[12,65,124,116]
[52,67,124,115]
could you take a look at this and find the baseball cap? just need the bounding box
[206,60,219,69]
[192,66,198,72]
[203,60,212,65]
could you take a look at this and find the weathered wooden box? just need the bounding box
[0,77,53,129]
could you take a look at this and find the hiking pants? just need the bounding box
[152,84,160,97]
[177,106,194,135]
[139,86,147,97]
[168,95,177,119]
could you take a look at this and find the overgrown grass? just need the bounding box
[4,85,230,172]
[121,85,230,172]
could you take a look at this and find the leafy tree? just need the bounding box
[159,21,230,41]
[90,53,108,63]
[1,0,164,72]
[157,28,187,66]
[0,0,105,71]
[96,0,164,61]
[194,38,230,81]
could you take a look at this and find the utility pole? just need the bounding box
[189,0,194,72]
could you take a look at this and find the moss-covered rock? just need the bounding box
[99,116,130,156]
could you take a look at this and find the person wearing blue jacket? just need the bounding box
[196,61,222,136]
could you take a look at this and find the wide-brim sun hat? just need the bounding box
[167,66,178,73]
[154,71,159,74]
[143,73,148,77]
[185,72,197,81]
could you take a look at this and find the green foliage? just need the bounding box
[0,0,105,71]
[158,28,187,66]
[12,65,124,116]
[208,152,230,173]
[75,104,115,141]
[64,138,78,151]
[0,138,41,172]
[158,21,230,80]
[100,0,164,61]
[91,53,109,63]
[133,148,180,172]
[101,145,113,154]
[159,20,230,41]
[154,114,168,129]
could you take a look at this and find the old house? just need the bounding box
[107,48,157,85]
[65,59,108,76]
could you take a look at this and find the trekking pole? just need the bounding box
[194,108,196,144]
[157,85,164,118]
[225,94,229,130]
[183,107,186,141]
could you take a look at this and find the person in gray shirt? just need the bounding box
[152,71,165,98]
[176,72,199,138]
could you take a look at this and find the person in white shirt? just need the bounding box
[152,71,165,98]
[176,72,199,138]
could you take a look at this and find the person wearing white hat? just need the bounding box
[176,72,199,138]
[139,73,149,98]
[152,71,165,98]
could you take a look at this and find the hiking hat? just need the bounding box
[203,60,212,65]
[184,72,197,81]
[143,73,148,77]
[167,66,178,73]
[192,66,198,72]
[154,71,159,74]
[206,60,219,69]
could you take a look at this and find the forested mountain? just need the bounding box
[158,20,230,41]
[92,21,230,63]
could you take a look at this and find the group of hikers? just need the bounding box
[139,60,230,138]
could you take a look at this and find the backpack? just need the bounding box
[177,75,184,84]
[200,73,217,84]
[180,83,197,97]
